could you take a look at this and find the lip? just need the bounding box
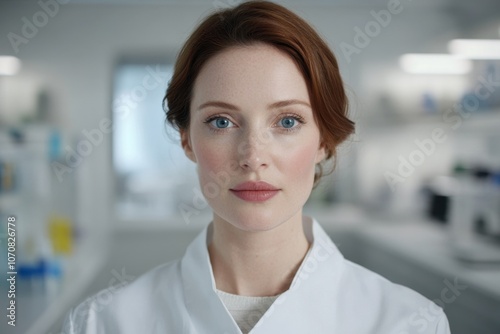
[230,181,280,202]
[231,181,279,191]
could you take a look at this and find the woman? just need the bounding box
[63,1,450,333]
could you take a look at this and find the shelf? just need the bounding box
[360,109,500,134]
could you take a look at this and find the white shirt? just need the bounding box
[216,289,281,334]
[62,216,451,333]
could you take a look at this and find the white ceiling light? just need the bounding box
[0,56,22,76]
[399,54,472,75]
[448,39,500,59]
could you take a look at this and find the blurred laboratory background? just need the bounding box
[0,0,500,333]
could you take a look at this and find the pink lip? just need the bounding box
[231,181,279,191]
[230,181,280,202]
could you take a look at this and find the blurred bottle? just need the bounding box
[421,91,438,115]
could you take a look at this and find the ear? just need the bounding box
[315,141,327,164]
[180,128,197,163]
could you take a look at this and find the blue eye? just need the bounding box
[207,117,233,129]
[280,117,296,128]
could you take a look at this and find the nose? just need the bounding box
[237,132,269,171]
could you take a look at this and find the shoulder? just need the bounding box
[341,259,428,305]
[338,259,450,333]
[111,259,184,306]
[62,259,185,333]
[308,216,449,332]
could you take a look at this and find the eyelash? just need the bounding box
[203,113,306,134]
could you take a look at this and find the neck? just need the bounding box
[208,212,310,297]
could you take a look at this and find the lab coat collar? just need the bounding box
[180,216,345,333]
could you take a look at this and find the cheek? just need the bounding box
[193,139,234,183]
[283,144,319,178]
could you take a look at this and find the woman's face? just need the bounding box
[181,43,326,232]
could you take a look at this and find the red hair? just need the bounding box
[164,0,355,188]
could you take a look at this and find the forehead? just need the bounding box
[190,43,310,110]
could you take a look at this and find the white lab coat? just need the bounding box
[62,216,451,334]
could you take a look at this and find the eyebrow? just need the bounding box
[196,99,311,111]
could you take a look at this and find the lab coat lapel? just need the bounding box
[181,217,344,333]
[181,223,241,333]
[251,217,345,333]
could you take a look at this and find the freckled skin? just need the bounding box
[181,43,326,232]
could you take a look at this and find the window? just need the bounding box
[112,61,201,222]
